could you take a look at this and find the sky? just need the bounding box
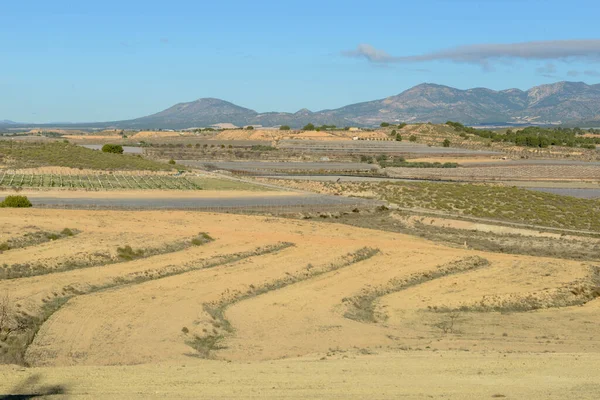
[2,0,600,123]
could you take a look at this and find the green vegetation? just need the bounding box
[409,135,417,142]
[101,144,124,154]
[168,158,176,165]
[250,145,276,151]
[380,122,390,127]
[303,123,315,130]
[443,138,451,147]
[0,172,200,190]
[0,195,32,208]
[245,126,254,130]
[279,125,291,130]
[0,142,172,170]
[447,121,599,149]
[191,232,214,246]
[318,181,600,232]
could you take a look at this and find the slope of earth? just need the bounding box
[0,209,598,372]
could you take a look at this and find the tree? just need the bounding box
[246,126,254,130]
[395,134,402,141]
[303,123,315,130]
[397,123,407,129]
[443,139,451,147]
[391,130,397,136]
[409,135,417,142]
[380,122,390,127]
[279,125,291,131]
[101,144,124,154]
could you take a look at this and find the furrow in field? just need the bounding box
[8,242,294,366]
[189,247,381,358]
[343,256,490,323]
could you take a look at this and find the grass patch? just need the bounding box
[0,141,172,170]
[0,228,80,252]
[343,256,489,322]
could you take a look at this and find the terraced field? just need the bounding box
[0,172,200,190]
[1,209,599,372]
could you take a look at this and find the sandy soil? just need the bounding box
[1,352,599,399]
[2,209,599,397]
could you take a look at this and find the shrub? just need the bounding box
[246,126,254,130]
[279,125,291,131]
[380,122,390,127]
[303,123,315,131]
[168,159,176,165]
[409,135,417,142]
[0,195,32,208]
[101,144,124,154]
[61,228,74,236]
[443,139,451,147]
[395,134,402,141]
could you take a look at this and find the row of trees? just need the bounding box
[446,121,598,149]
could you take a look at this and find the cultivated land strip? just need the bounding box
[342,256,490,322]
[0,233,214,279]
[432,266,600,314]
[189,247,381,358]
[0,228,79,252]
[0,242,294,365]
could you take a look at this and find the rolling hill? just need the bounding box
[7,81,600,129]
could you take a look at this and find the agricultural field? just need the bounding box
[0,172,200,190]
[0,141,172,171]
[258,178,600,232]
[1,209,600,398]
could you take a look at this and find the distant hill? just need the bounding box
[0,120,16,124]
[8,81,600,129]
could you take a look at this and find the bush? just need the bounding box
[303,123,315,130]
[168,159,176,165]
[61,228,74,236]
[443,139,451,147]
[101,144,124,154]
[279,125,291,131]
[0,195,32,208]
[395,134,402,141]
[380,122,390,127]
[409,135,417,142]
[246,126,254,130]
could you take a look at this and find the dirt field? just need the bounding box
[1,209,599,397]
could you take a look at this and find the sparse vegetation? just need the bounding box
[193,247,381,358]
[343,256,489,322]
[0,228,79,252]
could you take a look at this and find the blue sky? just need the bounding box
[2,0,600,123]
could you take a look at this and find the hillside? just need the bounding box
[110,81,600,129]
[6,81,600,129]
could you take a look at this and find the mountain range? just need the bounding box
[3,81,600,129]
